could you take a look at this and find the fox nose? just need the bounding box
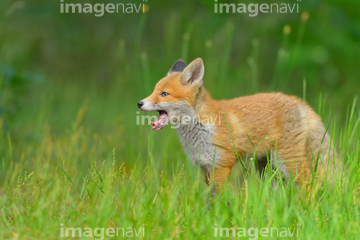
[137,101,144,109]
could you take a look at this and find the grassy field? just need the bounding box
[1,0,360,239]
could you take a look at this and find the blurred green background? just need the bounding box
[1,0,359,176]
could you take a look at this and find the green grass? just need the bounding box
[1,0,360,239]
[0,108,359,239]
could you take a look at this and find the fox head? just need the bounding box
[137,58,205,131]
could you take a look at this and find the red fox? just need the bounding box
[138,58,339,190]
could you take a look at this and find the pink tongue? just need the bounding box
[150,112,166,128]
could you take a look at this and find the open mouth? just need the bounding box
[150,110,169,131]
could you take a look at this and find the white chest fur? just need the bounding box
[176,122,219,171]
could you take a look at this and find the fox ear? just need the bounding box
[179,58,204,85]
[167,59,186,76]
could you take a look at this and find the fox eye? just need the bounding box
[161,92,170,97]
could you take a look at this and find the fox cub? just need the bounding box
[138,58,339,189]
